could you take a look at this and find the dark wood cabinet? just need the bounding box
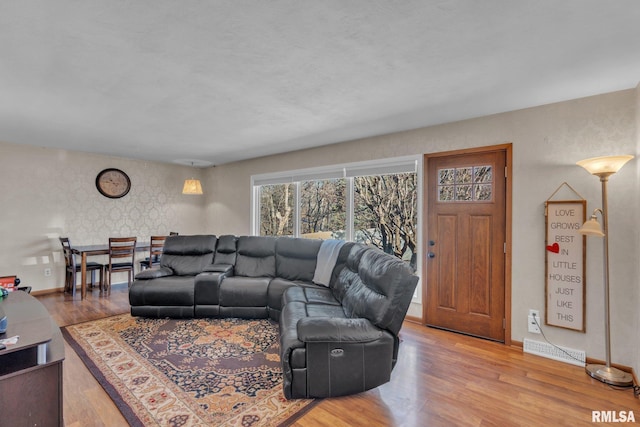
[0,291,64,427]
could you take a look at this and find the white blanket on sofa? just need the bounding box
[312,239,345,286]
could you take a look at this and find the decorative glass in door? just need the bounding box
[437,165,493,202]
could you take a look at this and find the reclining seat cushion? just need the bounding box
[267,237,323,318]
[275,237,321,282]
[129,276,196,306]
[267,279,323,317]
[329,243,365,302]
[129,275,197,318]
[340,246,419,336]
[280,242,354,309]
[234,236,277,277]
[218,236,276,318]
[218,276,272,318]
[220,276,271,307]
[281,285,340,306]
[160,235,217,276]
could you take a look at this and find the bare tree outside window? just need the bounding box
[257,171,418,271]
[300,179,346,238]
[260,184,293,236]
[354,173,418,270]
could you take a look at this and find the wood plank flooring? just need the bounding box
[36,286,638,427]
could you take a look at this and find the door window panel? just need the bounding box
[438,165,493,202]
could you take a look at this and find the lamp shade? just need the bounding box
[576,155,633,177]
[182,179,203,195]
[577,216,604,237]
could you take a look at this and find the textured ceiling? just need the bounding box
[1,1,640,166]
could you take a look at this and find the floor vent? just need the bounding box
[523,338,586,367]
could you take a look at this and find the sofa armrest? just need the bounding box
[202,263,234,275]
[297,317,383,343]
[134,266,174,280]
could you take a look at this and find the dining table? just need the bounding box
[71,242,150,299]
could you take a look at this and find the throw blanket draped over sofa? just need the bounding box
[129,234,418,399]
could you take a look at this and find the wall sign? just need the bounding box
[545,199,586,332]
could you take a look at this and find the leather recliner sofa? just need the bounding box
[129,234,419,399]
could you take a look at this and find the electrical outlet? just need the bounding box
[44,268,52,277]
[528,309,541,334]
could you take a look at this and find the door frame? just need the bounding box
[422,143,513,345]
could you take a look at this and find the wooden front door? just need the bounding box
[424,148,507,342]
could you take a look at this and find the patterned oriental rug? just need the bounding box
[62,314,316,427]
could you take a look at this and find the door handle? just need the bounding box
[427,252,435,258]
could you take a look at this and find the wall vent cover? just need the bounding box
[523,338,586,367]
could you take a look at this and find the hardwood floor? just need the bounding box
[36,286,638,427]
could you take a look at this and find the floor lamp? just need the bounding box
[577,154,634,387]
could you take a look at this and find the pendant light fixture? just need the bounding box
[182,162,203,195]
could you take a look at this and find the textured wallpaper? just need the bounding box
[0,142,207,292]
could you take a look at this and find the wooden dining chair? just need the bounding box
[139,235,167,270]
[59,237,104,297]
[106,237,137,292]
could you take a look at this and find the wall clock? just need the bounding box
[95,168,131,199]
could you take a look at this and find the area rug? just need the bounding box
[62,314,316,427]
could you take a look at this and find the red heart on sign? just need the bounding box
[546,243,560,253]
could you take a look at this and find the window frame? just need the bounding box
[251,155,423,302]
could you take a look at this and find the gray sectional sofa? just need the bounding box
[129,234,418,399]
